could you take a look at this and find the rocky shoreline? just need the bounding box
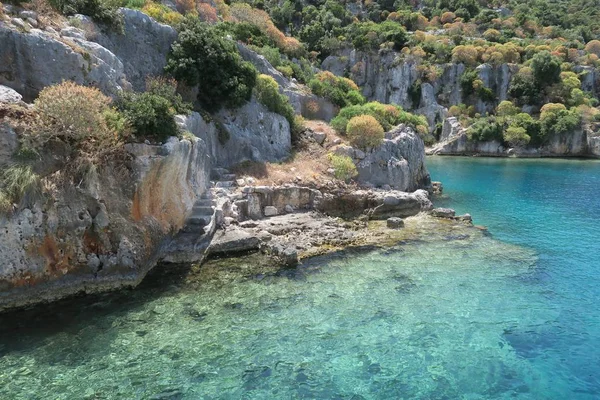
[428,117,600,158]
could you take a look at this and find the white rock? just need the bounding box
[264,206,278,217]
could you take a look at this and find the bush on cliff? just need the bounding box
[467,117,504,142]
[503,126,531,147]
[539,103,582,141]
[308,72,365,108]
[116,77,190,140]
[165,17,257,112]
[254,74,296,129]
[346,115,385,150]
[0,165,42,213]
[21,82,124,156]
[331,102,428,135]
[48,0,123,30]
[327,153,357,181]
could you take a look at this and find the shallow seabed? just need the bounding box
[0,157,599,399]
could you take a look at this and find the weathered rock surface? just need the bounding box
[95,9,177,91]
[354,125,431,191]
[386,217,404,229]
[0,25,128,101]
[319,188,432,218]
[176,101,292,168]
[430,117,594,157]
[0,85,23,104]
[0,136,211,311]
[588,135,600,158]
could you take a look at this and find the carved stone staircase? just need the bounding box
[161,168,240,263]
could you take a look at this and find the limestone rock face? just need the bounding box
[322,50,517,116]
[95,9,177,91]
[0,136,211,311]
[354,125,431,191]
[177,100,292,168]
[440,117,465,142]
[588,135,600,158]
[0,25,128,101]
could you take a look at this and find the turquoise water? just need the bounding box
[0,157,599,399]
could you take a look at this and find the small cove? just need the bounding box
[1,156,599,399]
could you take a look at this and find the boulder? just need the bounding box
[431,208,456,218]
[264,206,278,217]
[386,217,404,229]
[208,228,261,254]
[0,25,128,101]
[177,101,292,168]
[0,85,23,104]
[355,125,431,191]
[95,9,178,92]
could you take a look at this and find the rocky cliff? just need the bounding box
[322,49,519,130]
[430,117,599,157]
[0,135,210,311]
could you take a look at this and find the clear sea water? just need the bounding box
[1,156,600,399]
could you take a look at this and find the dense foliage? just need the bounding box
[254,74,296,128]
[346,115,385,150]
[165,17,257,111]
[116,78,191,140]
[331,102,428,135]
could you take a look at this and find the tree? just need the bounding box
[165,17,257,111]
[531,51,562,87]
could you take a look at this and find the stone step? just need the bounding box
[192,205,214,214]
[194,198,215,207]
[211,168,230,179]
[214,181,236,188]
[187,214,212,226]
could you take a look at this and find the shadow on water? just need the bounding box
[0,262,196,351]
[0,243,407,356]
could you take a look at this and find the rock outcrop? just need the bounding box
[0,23,128,101]
[0,136,211,311]
[176,100,292,168]
[430,117,596,157]
[332,125,430,191]
[95,9,178,91]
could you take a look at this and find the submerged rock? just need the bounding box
[386,217,404,229]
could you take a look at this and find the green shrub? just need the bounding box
[331,102,428,134]
[496,100,519,117]
[308,71,365,108]
[504,126,531,147]
[346,115,385,150]
[48,0,123,30]
[328,153,357,181]
[254,74,296,128]
[531,51,562,87]
[460,70,479,97]
[22,82,123,161]
[539,104,582,140]
[467,117,504,142]
[165,17,257,111]
[0,165,42,212]
[217,22,275,48]
[117,78,191,140]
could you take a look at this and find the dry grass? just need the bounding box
[231,120,351,187]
